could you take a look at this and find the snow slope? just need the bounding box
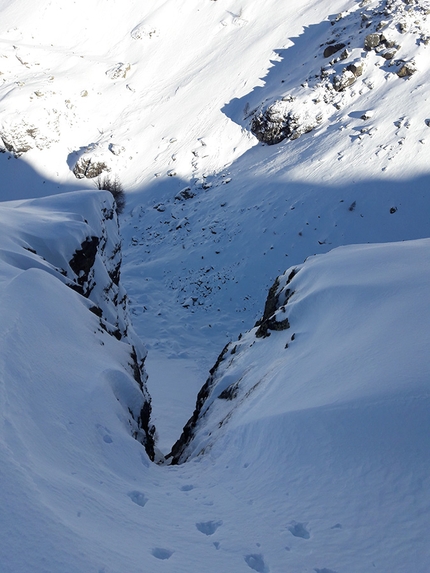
[0,0,346,196]
[118,0,430,441]
[170,239,430,573]
[1,0,430,571]
[1,204,429,571]
[1,0,430,421]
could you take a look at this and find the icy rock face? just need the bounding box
[61,195,127,337]
[250,0,428,144]
[64,194,155,457]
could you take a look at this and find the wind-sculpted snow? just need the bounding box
[0,190,154,457]
[170,239,430,466]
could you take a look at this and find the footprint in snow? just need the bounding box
[195,520,223,535]
[96,424,113,444]
[180,484,194,491]
[244,553,269,573]
[151,548,173,560]
[287,521,310,539]
[127,491,148,507]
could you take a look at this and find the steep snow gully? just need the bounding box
[2,189,429,573]
[1,0,430,570]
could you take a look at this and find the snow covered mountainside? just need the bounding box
[1,204,429,572]
[1,0,430,571]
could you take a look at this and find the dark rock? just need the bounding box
[108,262,121,286]
[255,275,296,338]
[137,401,155,461]
[256,314,290,338]
[397,61,416,77]
[175,187,195,200]
[346,61,365,77]
[209,343,231,376]
[218,382,239,400]
[89,305,103,318]
[255,277,280,329]
[323,43,346,58]
[73,157,109,179]
[69,236,100,296]
[364,33,381,50]
[129,347,155,461]
[251,101,321,145]
[379,47,398,59]
[251,110,289,145]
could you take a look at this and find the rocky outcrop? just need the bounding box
[251,99,323,145]
[0,119,58,156]
[250,0,427,144]
[71,142,123,180]
[131,23,160,40]
[254,269,297,338]
[62,192,155,458]
[396,60,416,77]
[323,42,346,58]
[364,32,383,50]
[69,236,100,296]
[73,156,110,179]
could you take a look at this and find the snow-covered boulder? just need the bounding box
[251,98,324,144]
[72,142,113,179]
[73,155,110,179]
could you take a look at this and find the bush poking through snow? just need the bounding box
[95,176,126,215]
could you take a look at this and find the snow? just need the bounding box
[1,0,430,571]
[145,350,204,453]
